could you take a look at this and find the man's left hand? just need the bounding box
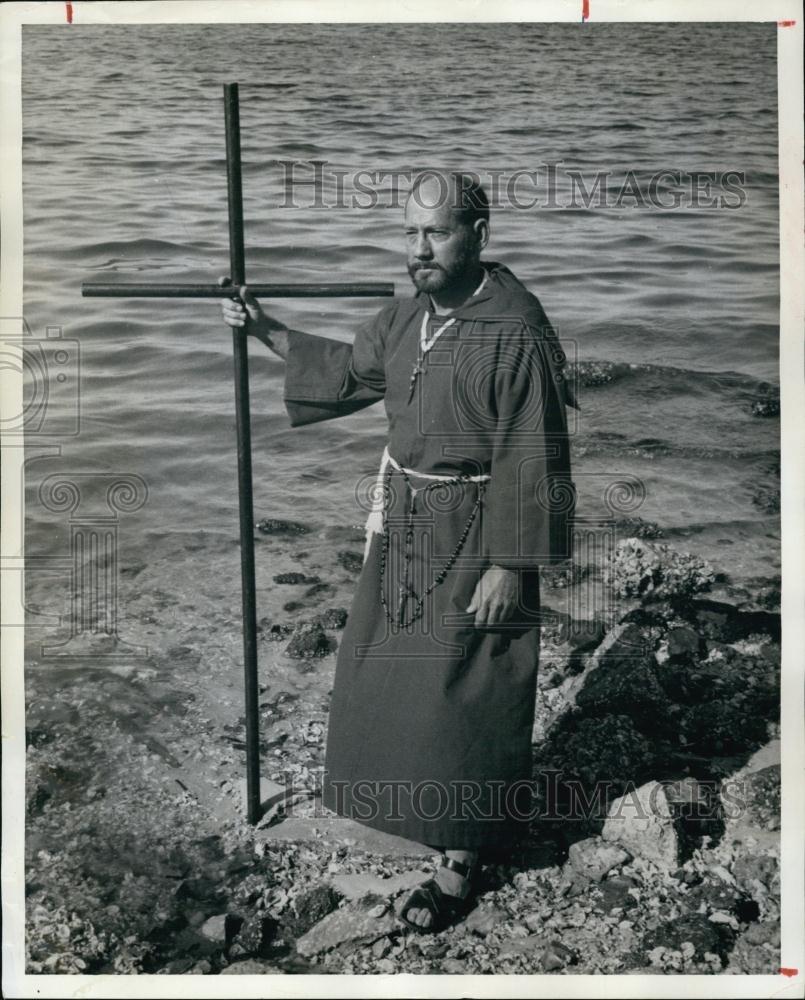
[467,566,518,627]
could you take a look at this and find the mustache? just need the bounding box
[409,262,443,272]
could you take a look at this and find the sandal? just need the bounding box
[398,856,476,934]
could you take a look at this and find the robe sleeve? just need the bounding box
[482,322,576,569]
[282,303,392,427]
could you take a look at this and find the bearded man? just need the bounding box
[220,170,575,932]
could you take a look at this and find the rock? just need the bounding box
[164,957,197,974]
[336,550,363,574]
[461,904,507,937]
[606,538,715,601]
[567,837,630,882]
[732,855,778,895]
[572,360,618,387]
[257,618,295,641]
[175,877,225,905]
[615,516,664,539]
[281,885,341,939]
[743,921,780,946]
[220,958,283,974]
[726,934,780,974]
[750,396,779,418]
[682,701,769,756]
[273,572,320,585]
[199,914,227,942]
[643,912,727,961]
[331,870,429,902]
[741,765,781,830]
[295,904,396,957]
[592,876,638,914]
[499,934,543,958]
[709,910,739,930]
[685,879,745,917]
[690,600,780,644]
[285,622,333,660]
[257,518,309,535]
[376,958,395,974]
[540,940,577,971]
[188,959,212,974]
[199,912,243,946]
[540,713,657,799]
[666,627,701,660]
[575,653,670,728]
[663,778,724,845]
[541,561,589,589]
[442,958,466,974]
[602,781,682,869]
[234,912,278,957]
[372,936,392,958]
[311,607,348,630]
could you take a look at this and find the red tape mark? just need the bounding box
[582,0,590,20]
[778,19,796,26]
[66,2,73,22]
[780,968,799,977]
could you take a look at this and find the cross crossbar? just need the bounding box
[81,82,395,825]
[82,282,394,298]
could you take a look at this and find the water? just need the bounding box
[21,21,780,585]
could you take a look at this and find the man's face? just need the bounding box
[404,177,481,294]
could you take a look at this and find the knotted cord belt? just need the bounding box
[365,448,491,629]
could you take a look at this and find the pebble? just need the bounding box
[257,518,309,535]
[200,913,227,941]
[372,936,391,958]
[567,837,630,883]
[462,904,507,937]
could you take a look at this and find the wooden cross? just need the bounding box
[82,83,395,824]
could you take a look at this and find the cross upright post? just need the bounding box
[82,82,395,824]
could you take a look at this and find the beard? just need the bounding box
[407,245,476,294]
[407,263,450,292]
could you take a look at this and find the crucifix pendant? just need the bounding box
[397,582,410,619]
[407,360,425,403]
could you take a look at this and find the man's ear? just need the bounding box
[474,218,490,251]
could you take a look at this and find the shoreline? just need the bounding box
[23,519,781,975]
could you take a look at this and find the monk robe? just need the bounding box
[283,261,576,850]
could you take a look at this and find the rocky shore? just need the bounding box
[24,519,781,976]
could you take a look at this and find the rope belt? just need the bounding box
[364,447,491,629]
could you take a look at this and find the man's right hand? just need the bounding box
[219,276,266,331]
[218,276,289,359]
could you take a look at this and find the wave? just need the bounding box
[569,359,779,394]
[50,238,204,261]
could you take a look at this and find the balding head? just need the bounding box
[406,171,490,230]
[404,171,490,307]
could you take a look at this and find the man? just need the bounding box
[220,171,575,932]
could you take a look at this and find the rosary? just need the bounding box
[378,461,487,629]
